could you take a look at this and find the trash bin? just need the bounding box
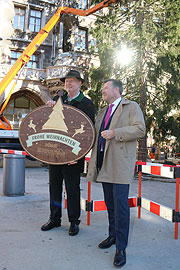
[3,154,25,196]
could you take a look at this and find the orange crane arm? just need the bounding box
[0,7,66,98]
[0,0,117,130]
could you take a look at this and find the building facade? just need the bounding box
[0,0,99,130]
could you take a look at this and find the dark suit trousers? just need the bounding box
[49,164,81,224]
[102,183,130,250]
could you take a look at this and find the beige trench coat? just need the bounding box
[87,98,146,184]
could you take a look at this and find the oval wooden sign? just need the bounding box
[19,99,95,164]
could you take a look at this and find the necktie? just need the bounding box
[104,104,114,128]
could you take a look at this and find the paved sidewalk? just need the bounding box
[0,167,180,270]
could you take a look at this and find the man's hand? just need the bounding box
[101,130,115,140]
[46,100,56,107]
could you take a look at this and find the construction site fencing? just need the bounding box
[81,158,180,240]
[0,148,179,239]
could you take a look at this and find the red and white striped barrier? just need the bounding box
[141,197,173,222]
[92,197,138,212]
[85,158,176,178]
[81,159,180,240]
[135,163,179,239]
[141,165,174,178]
[82,196,173,223]
[136,161,176,167]
[64,195,138,214]
[1,149,179,239]
[0,148,28,156]
[0,150,176,179]
[136,161,175,179]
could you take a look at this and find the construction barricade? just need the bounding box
[1,148,179,239]
[0,149,28,156]
[136,161,180,240]
[77,158,180,240]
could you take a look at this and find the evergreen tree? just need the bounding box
[89,0,180,160]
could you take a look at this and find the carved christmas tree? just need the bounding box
[42,98,68,132]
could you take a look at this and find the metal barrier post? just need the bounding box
[138,163,142,219]
[174,165,180,239]
[87,181,91,225]
[64,187,67,209]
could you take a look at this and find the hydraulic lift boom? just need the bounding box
[0,0,118,130]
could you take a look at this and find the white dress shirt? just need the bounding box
[110,97,121,115]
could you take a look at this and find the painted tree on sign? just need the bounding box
[42,99,68,132]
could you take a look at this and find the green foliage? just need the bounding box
[89,0,180,151]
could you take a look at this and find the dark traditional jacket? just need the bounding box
[53,91,95,173]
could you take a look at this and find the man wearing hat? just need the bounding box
[41,70,95,236]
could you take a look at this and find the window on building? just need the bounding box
[27,54,39,68]
[13,6,25,30]
[14,97,30,109]
[29,9,41,32]
[10,51,39,68]
[4,97,36,130]
[79,0,88,9]
[75,27,88,51]
[10,51,22,65]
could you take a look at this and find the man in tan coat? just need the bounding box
[87,79,145,267]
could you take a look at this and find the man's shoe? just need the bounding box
[113,249,126,268]
[41,220,61,231]
[69,223,79,236]
[98,236,116,249]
